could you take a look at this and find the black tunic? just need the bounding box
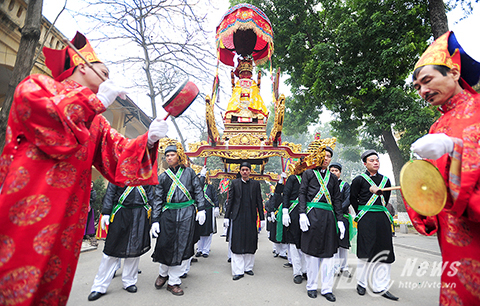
[225,178,264,254]
[350,171,394,263]
[102,183,154,258]
[299,168,344,258]
[338,180,351,249]
[151,165,205,266]
[283,175,302,248]
[266,187,285,243]
[197,177,219,237]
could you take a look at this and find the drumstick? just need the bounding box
[63,39,107,81]
[369,185,401,195]
[381,186,401,192]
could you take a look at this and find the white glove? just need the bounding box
[270,212,276,222]
[151,222,160,238]
[411,133,454,160]
[97,79,127,108]
[299,213,310,232]
[147,118,168,147]
[200,166,207,177]
[282,208,291,226]
[260,220,266,231]
[196,210,206,225]
[267,215,272,222]
[101,215,110,230]
[338,221,345,240]
[214,207,220,217]
[223,218,229,228]
[281,172,287,179]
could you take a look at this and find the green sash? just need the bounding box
[344,213,356,241]
[162,199,195,212]
[357,205,393,224]
[203,185,214,209]
[340,181,346,192]
[110,186,150,222]
[306,202,337,233]
[354,174,390,223]
[165,168,192,203]
[311,170,331,204]
[275,203,284,242]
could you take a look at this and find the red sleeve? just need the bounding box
[13,74,105,159]
[91,116,159,186]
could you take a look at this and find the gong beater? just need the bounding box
[369,160,447,217]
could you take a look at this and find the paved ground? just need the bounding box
[68,219,443,306]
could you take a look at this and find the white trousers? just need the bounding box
[333,247,349,272]
[91,254,140,293]
[273,242,288,256]
[304,254,335,294]
[356,258,392,292]
[231,253,255,276]
[158,260,189,286]
[184,257,192,274]
[197,234,213,255]
[289,244,306,276]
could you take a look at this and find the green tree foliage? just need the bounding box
[240,0,438,187]
[91,178,107,223]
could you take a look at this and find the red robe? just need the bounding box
[0,75,159,306]
[406,90,480,305]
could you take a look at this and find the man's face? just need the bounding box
[412,65,461,106]
[330,167,341,179]
[364,155,380,173]
[322,152,332,169]
[240,166,251,180]
[165,152,179,167]
[83,63,109,94]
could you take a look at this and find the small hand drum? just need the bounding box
[163,79,199,119]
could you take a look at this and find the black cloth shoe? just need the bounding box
[138,269,142,274]
[195,251,202,257]
[357,284,366,296]
[382,291,399,301]
[283,262,292,268]
[202,253,209,258]
[302,273,308,280]
[244,270,254,276]
[227,258,231,262]
[322,292,336,302]
[232,274,244,281]
[273,253,279,258]
[307,290,317,298]
[124,285,137,293]
[279,255,288,260]
[180,273,187,279]
[87,291,104,301]
[191,258,198,262]
[293,275,303,284]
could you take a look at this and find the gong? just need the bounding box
[399,159,447,216]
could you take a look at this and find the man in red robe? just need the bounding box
[410,31,480,305]
[0,32,168,306]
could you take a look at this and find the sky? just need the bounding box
[41,0,480,182]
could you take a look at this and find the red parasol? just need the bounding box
[216,3,274,67]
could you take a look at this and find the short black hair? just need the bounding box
[412,65,451,81]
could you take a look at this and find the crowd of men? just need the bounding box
[1,27,479,306]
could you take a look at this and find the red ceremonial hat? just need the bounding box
[415,31,480,94]
[43,32,102,82]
